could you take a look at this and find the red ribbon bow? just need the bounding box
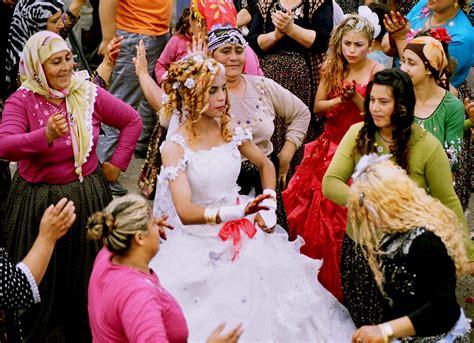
[218,218,256,261]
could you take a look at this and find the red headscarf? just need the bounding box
[190,0,237,31]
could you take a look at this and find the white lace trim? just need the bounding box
[16,262,41,304]
[80,82,98,170]
[232,126,253,146]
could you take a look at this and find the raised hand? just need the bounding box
[39,198,76,243]
[105,35,123,65]
[384,11,410,40]
[46,113,68,143]
[133,39,149,78]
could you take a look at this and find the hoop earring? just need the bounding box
[454,0,459,9]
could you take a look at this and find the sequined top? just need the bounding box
[379,228,461,337]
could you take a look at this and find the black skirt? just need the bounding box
[340,233,385,328]
[1,167,112,342]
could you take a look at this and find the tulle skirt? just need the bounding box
[149,223,355,342]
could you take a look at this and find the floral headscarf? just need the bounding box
[19,31,96,181]
[190,0,237,31]
[404,35,449,81]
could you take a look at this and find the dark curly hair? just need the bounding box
[173,7,191,37]
[354,69,415,171]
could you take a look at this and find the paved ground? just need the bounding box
[120,155,474,335]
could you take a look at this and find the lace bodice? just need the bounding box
[153,127,253,236]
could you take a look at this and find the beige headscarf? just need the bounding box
[405,36,449,81]
[19,31,97,181]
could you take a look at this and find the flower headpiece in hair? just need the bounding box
[357,5,381,38]
[352,153,392,181]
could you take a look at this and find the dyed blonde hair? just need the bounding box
[160,54,233,143]
[348,160,468,296]
[322,14,375,96]
[86,194,150,256]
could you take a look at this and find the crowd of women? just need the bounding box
[0,0,474,342]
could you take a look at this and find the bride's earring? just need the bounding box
[454,0,459,9]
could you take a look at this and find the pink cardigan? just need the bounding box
[155,34,264,83]
[0,86,141,184]
[88,248,189,343]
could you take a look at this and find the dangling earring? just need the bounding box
[454,0,459,9]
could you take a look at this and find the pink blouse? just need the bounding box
[88,248,188,343]
[0,86,142,184]
[155,34,264,84]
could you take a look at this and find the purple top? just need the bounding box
[0,86,142,184]
[88,248,188,343]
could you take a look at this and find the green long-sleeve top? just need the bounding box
[414,91,464,170]
[322,122,474,260]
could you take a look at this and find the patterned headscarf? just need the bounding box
[20,31,96,182]
[405,36,449,81]
[208,26,247,52]
[190,0,237,31]
[5,0,64,87]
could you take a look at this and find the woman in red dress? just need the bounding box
[283,10,384,302]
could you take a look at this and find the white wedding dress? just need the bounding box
[150,128,355,342]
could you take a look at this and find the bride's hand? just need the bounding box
[244,194,271,216]
[254,213,275,234]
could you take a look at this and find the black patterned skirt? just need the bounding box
[259,52,325,182]
[340,234,385,328]
[455,80,473,210]
[1,167,112,342]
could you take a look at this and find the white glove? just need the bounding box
[259,189,277,228]
[218,201,248,222]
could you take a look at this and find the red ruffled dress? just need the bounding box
[282,82,367,302]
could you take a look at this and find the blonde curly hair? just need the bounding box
[160,54,233,143]
[322,14,375,97]
[348,159,468,296]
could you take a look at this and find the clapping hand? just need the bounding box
[207,323,243,343]
[341,80,357,100]
[271,9,294,34]
[46,113,68,143]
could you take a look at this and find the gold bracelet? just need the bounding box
[204,208,218,225]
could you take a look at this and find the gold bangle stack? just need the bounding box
[378,323,394,343]
[204,208,218,225]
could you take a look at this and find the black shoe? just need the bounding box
[134,149,147,159]
[109,181,128,196]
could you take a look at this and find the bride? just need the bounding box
[150,53,355,341]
